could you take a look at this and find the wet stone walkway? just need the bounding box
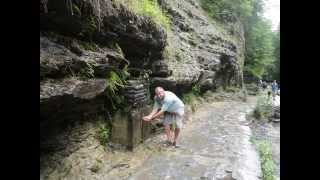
[128,97,262,180]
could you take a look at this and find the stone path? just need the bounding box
[41,96,280,180]
[128,97,262,180]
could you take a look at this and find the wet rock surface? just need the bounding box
[271,105,280,121]
[248,94,280,180]
[250,121,280,180]
[41,96,265,180]
[129,97,261,180]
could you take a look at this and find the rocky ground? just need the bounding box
[128,96,261,180]
[249,91,280,180]
[40,92,279,180]
[250,120,280,180]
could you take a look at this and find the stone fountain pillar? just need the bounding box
[110,79,154,150]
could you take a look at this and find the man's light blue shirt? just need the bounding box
[153,91,185,115]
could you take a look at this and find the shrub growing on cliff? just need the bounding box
[115,0,171,31]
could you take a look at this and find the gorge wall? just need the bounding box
[40,0,246,175]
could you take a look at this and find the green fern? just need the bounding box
[97,121,110,146]
[105,68,129,110]
[106,71,125,94]
[72,4,81,16]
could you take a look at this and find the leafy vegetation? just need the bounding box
[244,19,275,79]
[115,0,171,31]
[78,62,95,79]
[105,66,130,110]
[200,0,255,23]
[243,0,279,81]
[96,117,110,146]
[108,41,124,57]
[253,96,273,120]
[78,40,99,51]
[79,16,98,41]
[200,0,280,82]
[191,84,201,96]
[264,26,280,82]
[182,92,196,105]
[181,84,203,112]
[251,139,275,180]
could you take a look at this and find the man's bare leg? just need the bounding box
[164,125,172,144]
[173,128,180,147]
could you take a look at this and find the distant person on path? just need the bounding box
[258,79,263,88]
[262,81,267,90]
[143,87,185,148]
[267,90,272,102]
[271,80,279,100]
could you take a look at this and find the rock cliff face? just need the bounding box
[40,0,246,172]
[40,0,165,139]
[151,0,245,96]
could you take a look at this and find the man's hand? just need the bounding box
[143,116,152,122]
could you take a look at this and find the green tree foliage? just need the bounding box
[243,0,279,81]
[262,25,279,81]
[270,25,280,81]
[200,0,255,22]
[200,0,280,82]
[244,17,275,79]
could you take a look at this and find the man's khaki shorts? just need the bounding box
[163,111,184,129]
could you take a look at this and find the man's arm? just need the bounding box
[150,110,165,120]
[147,99,172,121]
[146,108,160,118]
[143,108,161,121]
[144,109,166,122]
[143,97,162,121]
